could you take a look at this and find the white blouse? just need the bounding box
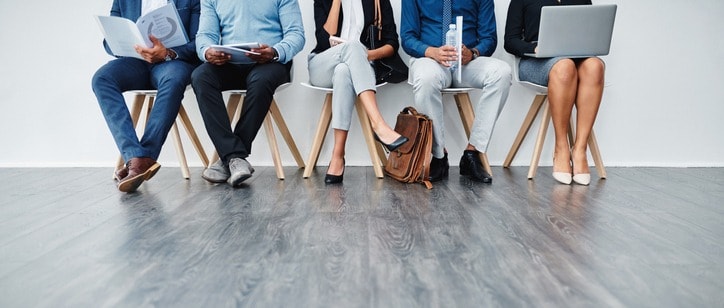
[339,0,364,42]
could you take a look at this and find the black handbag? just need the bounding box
[367,0,408,84]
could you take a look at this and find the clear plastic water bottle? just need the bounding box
[445,24,457,71]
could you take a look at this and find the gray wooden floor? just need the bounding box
[0,166,722,307]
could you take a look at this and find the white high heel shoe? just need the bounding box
[553,172,572,185]
[552,157,572,185]
[572,173,591,185]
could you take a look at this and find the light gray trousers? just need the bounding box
[308,41,376,131]
[408,57,512,158]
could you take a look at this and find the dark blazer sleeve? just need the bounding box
[312,0,335,54]
[172,0,201,64]
[504,0,536,57]
[376,0,400,53]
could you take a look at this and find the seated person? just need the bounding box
[401,0,512,183]
[308,0,409,184]
[504,0,605,185]
[192,0,305,187]
[92,0,201,192]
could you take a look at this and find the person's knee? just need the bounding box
[91,67,118,93]
[410,66,443,91]
[579,58,605,85]
[550,59,577,85]
[333,63,351,84]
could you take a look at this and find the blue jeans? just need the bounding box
[92,57,196,163]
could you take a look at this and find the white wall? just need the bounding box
[1,0,723,168]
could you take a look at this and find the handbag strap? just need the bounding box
[374,0,382,40]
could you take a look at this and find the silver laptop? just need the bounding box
[525,4,617,58]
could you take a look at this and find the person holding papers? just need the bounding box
[92,0,201,193]
[504,0,604,185]
[191,0,304,187]
[401,0,511,183]
[308,0,409,184]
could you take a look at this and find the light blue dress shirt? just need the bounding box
[195,0,305,64]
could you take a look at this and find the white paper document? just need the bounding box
[455,16,463,83]
[210,43,262,64]
[95,3,188,59]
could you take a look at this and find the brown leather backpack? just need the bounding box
[384,107,433,189]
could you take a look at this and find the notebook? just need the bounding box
[525,4,617,58]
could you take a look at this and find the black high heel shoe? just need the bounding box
[373,133,409,152]
[324,158,345,184]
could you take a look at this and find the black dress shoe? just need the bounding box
[428,153,449,182]
[459,150,492,183]
[324,159,345,184]
[373,133,409,152]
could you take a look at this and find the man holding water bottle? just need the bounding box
[401,0,511,183]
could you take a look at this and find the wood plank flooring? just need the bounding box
[0,166,722,307]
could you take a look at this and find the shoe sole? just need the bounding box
[227,173,252,187]
[117,163,161,193]
[461,172,492,183]
[202,174,229,184]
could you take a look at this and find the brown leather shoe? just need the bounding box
[113,166,129,182]
[117,157,161,193]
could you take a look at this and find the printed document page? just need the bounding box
[95,3,188,59]
[210,43,262,64]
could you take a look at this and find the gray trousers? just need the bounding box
[308,41,376,130]
[408,57,512,158]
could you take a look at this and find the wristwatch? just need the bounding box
[271,48,280,63]
[164,49,177,61]
[471,48,480,60]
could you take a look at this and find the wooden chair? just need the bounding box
[300,82,389,179]
[208,82,305,180]
[114,90,210,179]
[441,87,494,176]
[503,57,606,179]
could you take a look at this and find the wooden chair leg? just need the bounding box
[268,100,305,169]
[503,94,547,167]
[588,129,607,179]
[453,93,493,176]
[375,141,388,166]
[303,93,333,178]
[263,112,285,179]
[170,121,190,179]
[177,105,210,168]
[355,100,385,178]
[528,101,551,179]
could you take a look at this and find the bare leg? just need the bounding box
[572,58,605,175]
[327,129,348,176]
[547,59,578,174]
[358,90,402,144]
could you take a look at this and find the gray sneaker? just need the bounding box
[202,159,230,183]
[227,157,255,187]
